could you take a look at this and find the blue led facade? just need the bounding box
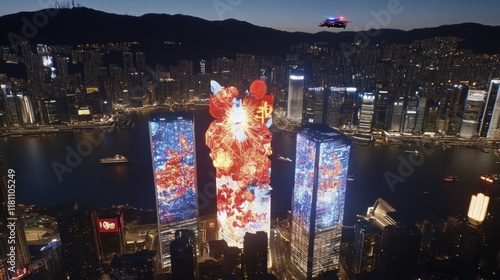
[290,124,351,279]
[149,113,199,270]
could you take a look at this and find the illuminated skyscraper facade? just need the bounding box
[149,113,199,270]
[290,124,351,279]
[479,79,500,139]
[206,80,273,248]
[287,69,304,121]
[460,90,486,138]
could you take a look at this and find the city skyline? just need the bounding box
[1,0,500,33]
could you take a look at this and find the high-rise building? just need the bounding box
[223,246,243,279]
[374,90,389,129]
[326,87,342,128]
[290,124,351,279]
[56,203,102,279]
[206,80,273,248]
[419,215,445,262]
[353,220,382,274]
[402,97,418,133]
[467,193,490,226]
[97,210,126,265]
[386,97,404,131]
[358,92,375,135]
[243,231,267,280]
[460,90,486,138]
[287,69,304,122]
[148,112,199,271]
[304,87,325,124]
[479,79,500,138]
[414,97,427,133]
[170,229,198,280]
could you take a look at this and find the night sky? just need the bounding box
[2,0,500,33]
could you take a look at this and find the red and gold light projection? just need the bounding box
[206,80,273,248]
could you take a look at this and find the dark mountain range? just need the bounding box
[1,7,499,67]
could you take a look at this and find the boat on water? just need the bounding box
[100,154,128,164]
[442,176,458,182]
[276,154,292,162]
[404,150,419,154]
[347,175,355,181]
[421,191,430,195]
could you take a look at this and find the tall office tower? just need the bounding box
[224,246,243,278]
[170,229,198,280]
[287,69,304,122]
[419,215,445,262]
[148,113,199,271]
[479,79,500,138]
[199,59,206,75]
[341,87,358,129]
[467,193,490,226]
[290,124,351,279]
[460,90,486,138]
[304,87,325,124]
[0,145,31,279]
[402,98,418,133]
[414,97,427,133]
[56,203,101,279]
[326,87,342,128]
[358,92,375,135]
[243,231,268,280]
[374,90,389,129]
[386,97,404,131]
[135,52,146,72]
[123,52,134,73]
[424,99,440,133]
[206,80,273,248]
[36,44,57,81]
[353,220,382,274]
[97,210,126,265]
[38,97,61,125]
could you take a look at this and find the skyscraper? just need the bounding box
[206,80,273,248]
[290,124,351,279]
[479,79,500,138]
[243,231,268,279]
[170,229,198,280]
[460,90,486,138]
[287,69,304,122]
[56,203,101,279]
[149,112,199,271]
[97,210,126,265]
[358,92,375,135]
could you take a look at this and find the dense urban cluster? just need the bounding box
[1,33,500,280]
[1,36,499,140]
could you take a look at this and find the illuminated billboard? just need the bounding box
[98,218,120,233]
[290,124,351,278]
[149,113,199,269]
[206,80,273,248]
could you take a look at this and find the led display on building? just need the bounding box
[290,124,351,279]
[206,80,273,248]
[149,113,199,269]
